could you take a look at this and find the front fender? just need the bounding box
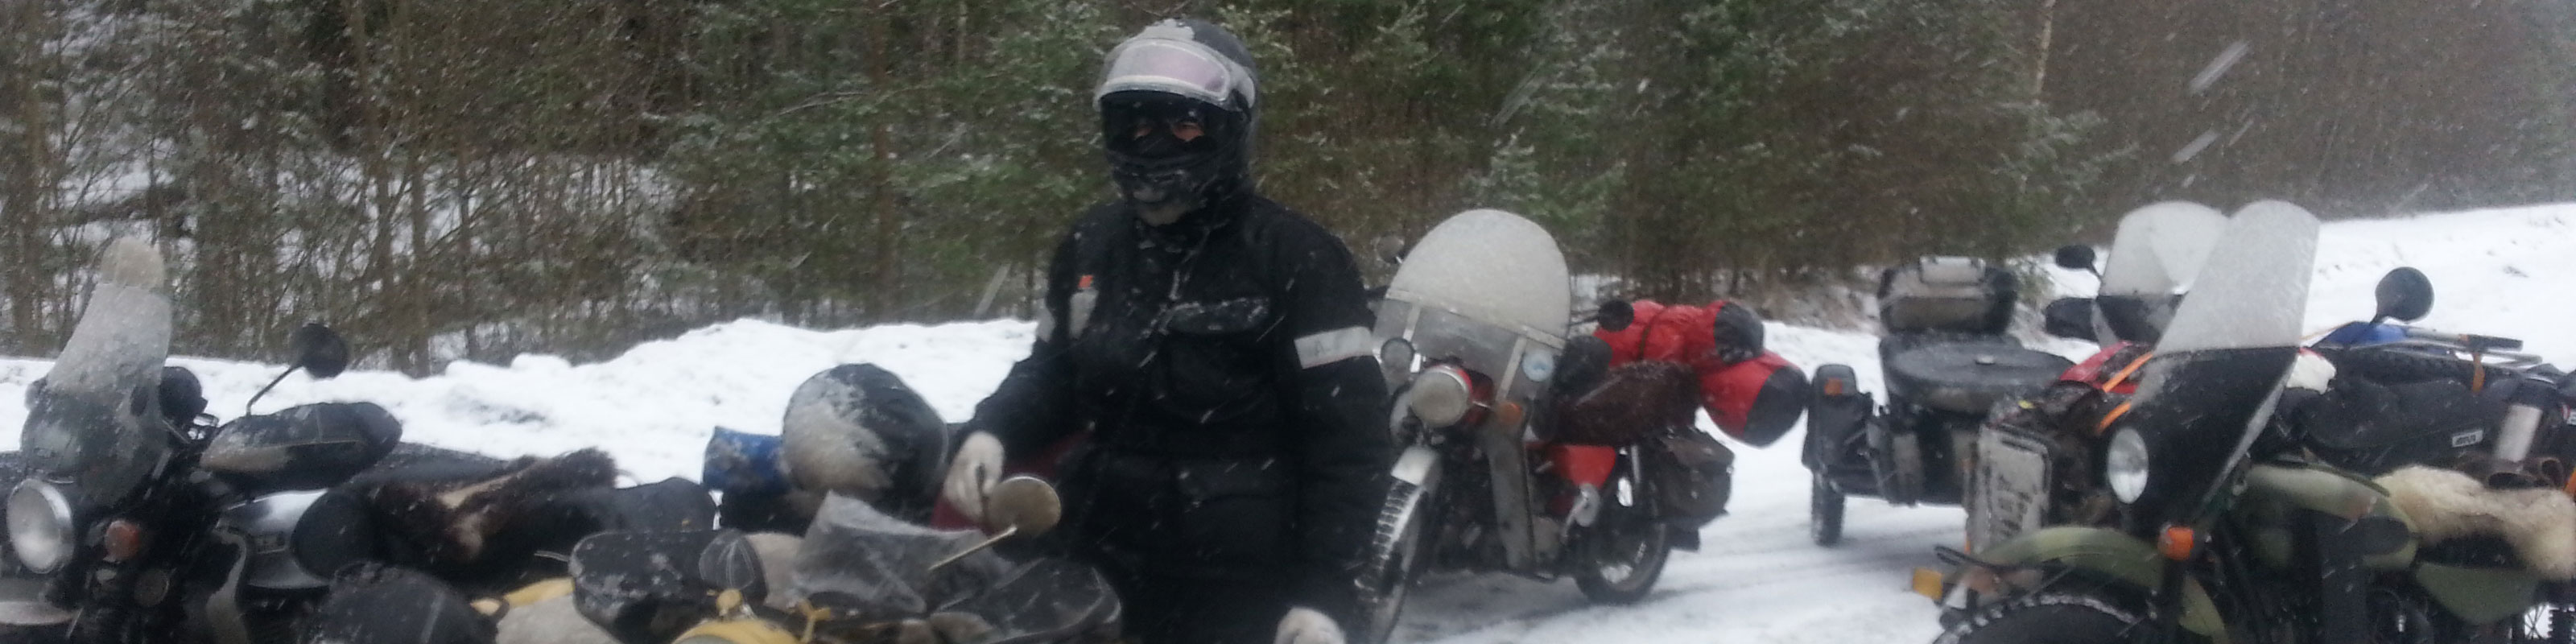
[1391,446,1439,486]
[1965,526,2227,639]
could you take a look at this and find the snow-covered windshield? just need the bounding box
[2099,201,2226,298]
[21,238,174,510]
[1382,209,1571,344]
[2153,200,2318,353]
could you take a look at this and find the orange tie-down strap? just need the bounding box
[2092,353,2154,436]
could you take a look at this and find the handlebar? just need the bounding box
[2398,326,2524,353]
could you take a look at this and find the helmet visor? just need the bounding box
[1097,38,1253,110]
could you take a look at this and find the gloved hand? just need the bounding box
[942,431,1005,522]
[1274,606,1345,644]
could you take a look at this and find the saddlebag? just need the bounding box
[300,563,497,644]
[1641,425,1735,528]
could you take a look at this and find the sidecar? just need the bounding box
[1801,257,2070,546]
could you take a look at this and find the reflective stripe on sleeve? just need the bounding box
[1295,326,1377,369]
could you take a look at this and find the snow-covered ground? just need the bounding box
[4,202,2572,642]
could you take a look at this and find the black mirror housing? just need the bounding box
[1596,299,1635,332]
[292,322,352,378]
[2052,245,2098,271]
[2373,267,2434,323]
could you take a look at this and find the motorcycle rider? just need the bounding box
[940,18,1393,644]
[1594,299,1810,446]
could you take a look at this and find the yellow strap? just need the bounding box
[501,578,575,609]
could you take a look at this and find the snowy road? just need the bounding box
[6,202,2574,642]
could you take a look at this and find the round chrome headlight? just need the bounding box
[2106,427,2152,503]
[8,479,77,574]
[1407,366,1475,427]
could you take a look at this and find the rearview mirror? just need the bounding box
[1371,235,1409,269]
[2372,267,2434,324]
[2052,245,2098,272]
[1596,299,1635,332]
[2041,297,2095,341]
[982,475,1063,537]
[291,322,351,378]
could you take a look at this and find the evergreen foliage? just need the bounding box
[2,0,2567,369]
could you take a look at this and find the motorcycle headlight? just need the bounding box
[8,479,77,574]
[1407,366,1475,427]
[2106,427,2152,503]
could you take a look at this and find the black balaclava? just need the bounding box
[1096,19,1260,226]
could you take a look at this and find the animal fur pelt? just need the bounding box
[1556,361,1699,445]
[2376,465,2576,579]
[366,448,620,567]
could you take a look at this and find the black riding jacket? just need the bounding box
[969,191,1393,622]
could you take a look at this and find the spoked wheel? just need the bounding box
[1356,467,1437,644]
[1811,471,1846,547]
[2512,587,2575,644]
[1575,460,1671,604]
[1935,593,2147,644]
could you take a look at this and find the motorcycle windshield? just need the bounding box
[2112,201,2318,527]
[20,238,173,510]
[787,494,1114,641]
[1378,210,1570,389]
[1383,209,1571,344]
[2098,201,2225,298]
[2093,202,2225,343]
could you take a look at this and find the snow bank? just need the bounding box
[3,202,2572,643]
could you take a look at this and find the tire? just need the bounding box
[1811,471,1846,547]
[1356,467,1437,644]
[1575,460,1671,604]
[1935,593,2147,644]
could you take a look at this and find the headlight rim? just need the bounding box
[1406,365,1476,427]
[8,477,78,574]
[2106,427,2153,504]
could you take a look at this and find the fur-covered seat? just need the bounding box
[2376,465,2576,579]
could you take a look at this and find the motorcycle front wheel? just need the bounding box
[1575,461,1670,604]
[1935,593,2146,644]
[1356,464,1438,644]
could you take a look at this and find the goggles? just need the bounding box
[1097,36,1256,111]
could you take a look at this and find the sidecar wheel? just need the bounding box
[1934,593,2145,644]
[1811,472,1846,547]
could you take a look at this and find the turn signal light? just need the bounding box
[1910,568,1946,600]
[2157,525,2198,561]
[103,518,145,562]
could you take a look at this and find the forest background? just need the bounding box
[4,0,2570,372]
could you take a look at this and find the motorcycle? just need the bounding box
[1,238,658,644]
[1932,200,2576,643]
[1803,202,2227,550]
[1799,254,2075,547]
[485,475,1119,644]
[1975,254,2576,555]
[1354,208,1696,642]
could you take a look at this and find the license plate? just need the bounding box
[1967,429,2053,552]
